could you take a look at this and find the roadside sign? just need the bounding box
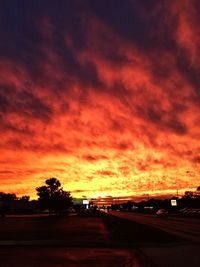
[171,199,177,206]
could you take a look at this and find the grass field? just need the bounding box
[0,212,182,246]
[0,213,160,266]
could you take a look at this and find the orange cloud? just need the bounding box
[0,0,200,199]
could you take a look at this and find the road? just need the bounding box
[109,211,200,243]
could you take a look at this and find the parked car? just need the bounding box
[179,208,200,217]
[67,207,76,213]
[156,209,168,216]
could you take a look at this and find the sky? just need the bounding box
[0,0,200,199]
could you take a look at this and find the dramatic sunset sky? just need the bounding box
[0,0,200,199]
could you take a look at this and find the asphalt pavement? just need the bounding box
[109,211,200,267]
[109,211,200,243]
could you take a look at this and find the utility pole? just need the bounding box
[176,188,178,197]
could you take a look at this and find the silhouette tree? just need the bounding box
[184,191,193,198]
[0,192,17,217]
[19,195,30,202]
[0,192,17,201]
[36,178,72,215]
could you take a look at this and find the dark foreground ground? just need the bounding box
[0,212,199,266]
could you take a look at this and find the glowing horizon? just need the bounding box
[0,0,200,200]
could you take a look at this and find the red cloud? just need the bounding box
[0,1,200,198]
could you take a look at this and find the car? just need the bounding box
[67,207,76,213]
[156,209,168,216]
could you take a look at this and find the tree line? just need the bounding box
[110,186,200,213]
[0,177,72,216]
[1,178,200,216]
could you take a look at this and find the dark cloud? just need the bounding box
[96,170,116,176]
[193,156,200,164]
[71,189,91,193]
[166,118,187,135]
[0,115,33,135]
[109,119,126,133]
[83,154,108,162]
[0,84,53,122]
[176,48,200,103]
[4,138,70,154]
[137,102,188,135]
[0,94,9,113]
[17,90,53,122]
[0,0,95,90]
[116,142,132,151]
[0,1,192,138]
[88,0,177,53]
[109,82,130,104]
